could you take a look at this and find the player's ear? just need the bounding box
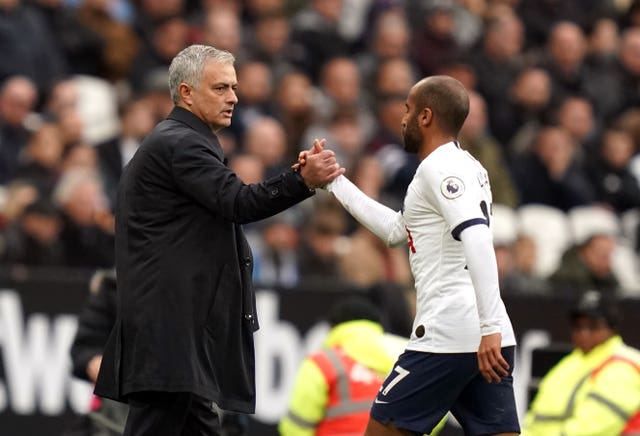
[421,107,433,127]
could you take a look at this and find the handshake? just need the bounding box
[292,138,345,189]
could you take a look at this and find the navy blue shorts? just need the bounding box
[370,346,520,436]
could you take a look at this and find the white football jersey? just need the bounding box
[402,141,516,353]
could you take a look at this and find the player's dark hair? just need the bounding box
[415,75,469,135]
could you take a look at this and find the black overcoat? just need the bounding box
[94,107,314,413]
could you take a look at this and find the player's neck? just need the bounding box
[419,135,458,161]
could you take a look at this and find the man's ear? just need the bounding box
[178,83,193,106]
[420,107,433,127]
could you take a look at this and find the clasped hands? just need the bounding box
[293,138,344,189]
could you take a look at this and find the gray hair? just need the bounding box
[168,45,235,104]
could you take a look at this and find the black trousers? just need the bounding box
[123,391,222,436]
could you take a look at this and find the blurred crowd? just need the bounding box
[1,0,640,301]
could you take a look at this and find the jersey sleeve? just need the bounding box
[326,175,407,247]
[419,161,488,240]
[460,225,503,336]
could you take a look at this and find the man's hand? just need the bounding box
[87,355,103,383]
[477,332,509,383]
[291,138,323,170]
[295,138,344,189]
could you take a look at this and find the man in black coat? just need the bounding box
[94,44,343,436]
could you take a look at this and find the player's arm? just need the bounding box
[459,224,509,382]
[326,174,406,247]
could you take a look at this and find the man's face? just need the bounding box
[187,60,238,132]
[401,92,422,154]
[570,316,612,354]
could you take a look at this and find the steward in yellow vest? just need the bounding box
[278,297,445,436]
[523,290,640,436]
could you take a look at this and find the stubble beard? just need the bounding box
[402,117,421,154]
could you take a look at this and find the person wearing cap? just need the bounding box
[278,296,445,436]
[522,290,640,436]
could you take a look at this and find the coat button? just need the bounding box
[244,314,253,321]
[244,257,251,266]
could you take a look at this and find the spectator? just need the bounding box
[241,0,286,26]
[199,6,244,56]
[613,108,640,187]
[553,95,599,153]
[549,233,619,297]
[409,0,462,78]
[228,152,266,184]
[492,205,551,295]
[469,9,526,143]
[296,197,350,290]
[44,78,78,121]
[305,106,368,172]
[500,67,553,156]
[460,90,519,208]
[227,60,274,144]
[512,126,597,211]
[15,122,65,196]
[137,69,174,123]
[288,0,351,83]
[271,71,315,162]
[1,198,64,266]
[129,15,190,90]
[249,210,301,289]
[587,128,640,214]
[243,11,293,79]
[0,75,39,183]
[310,56,375,141]
[586,17,620,68]
[607,26,640,119]
[242,116,288,178]
[71,0,140,82]
[61,142,99,175]
[0,0,67,93]
[131,0,185,46]
[52,168,115,269]
[540,21,602,110]
[516,0,601,49]
[0,179,39,230]
[357,9,411,92]
[96,98,156,209]
[522,290,640,436]
[372,57,416,100]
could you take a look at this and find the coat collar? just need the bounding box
[167,106,217,139]
[166,106,226,163]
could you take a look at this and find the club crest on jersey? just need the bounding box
[440,176,465,199]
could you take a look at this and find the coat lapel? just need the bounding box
[166,106,226,163]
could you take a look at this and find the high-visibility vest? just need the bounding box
[624,410,640,435]
[592,355,640,435]
[310,346,384,436]
[524,337,640,436]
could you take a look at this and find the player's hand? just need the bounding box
[297,138,344,188]
[477,332,509,383]
[291,138,324,170]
